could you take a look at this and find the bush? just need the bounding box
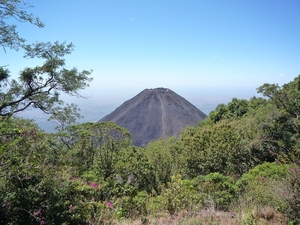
[269,165,300,224]
[115,146,157,193]
[180,119,258,177]
[160,174,204,215]
[237,162,289,189]
[236,162,290,212]
[145,137,184,187]
[193,172,238,210]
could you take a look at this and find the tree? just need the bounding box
[256,76,300,163]
[180,118,259,177]
[115,146,157,193]
[0,0,44,51]
[0,67,10,82]
[61,122,132,177]
[0,1,92,125]
[0,118,105,224]
[0,41,93,121]
[257,75,300,129]
[207,97,266,123]
[145,137,183,186]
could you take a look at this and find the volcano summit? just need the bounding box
[99,88,207,146]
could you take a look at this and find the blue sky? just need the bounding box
[2,0,300,129]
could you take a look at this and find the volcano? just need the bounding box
[99,88,207,146]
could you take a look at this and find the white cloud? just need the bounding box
[130,18,134,22]
[214,55,221,58]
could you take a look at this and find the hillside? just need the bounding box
[2,77,300,224]
[99,88,207,146]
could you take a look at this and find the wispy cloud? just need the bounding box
[130,18,134,22]
[214,55,221,58]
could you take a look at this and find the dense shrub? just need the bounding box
[159,174,204,215]
[192,172,238,210]
[236,162,290,212]
[269,165,300,224]
[145,137,184,186]
[115,146,157,193]
[0,133,102,224]
[180,119,257,177]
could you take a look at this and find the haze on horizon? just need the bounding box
[19,86,261,132]
[2,0,300,131]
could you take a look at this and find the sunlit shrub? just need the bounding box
[160,174,205,215]
[268,165,300,224]
[193,172,238,210]
[236,162,290,213]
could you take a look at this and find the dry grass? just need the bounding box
[104,207,288,225]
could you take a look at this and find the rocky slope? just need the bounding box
[99,88,207,146]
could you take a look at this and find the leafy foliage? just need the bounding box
[115,146,157,193]
[0,0,44,51]
[180,119,258,177]
[159,174,199,215]
[207,97,266,123]
[145,137,183,186]
[193,173,238,210]
[256,76,300,160]
[61,122,132,176]
[0,42,92,122]
[0,118,95,224]
[237,162,290,209]
[236,162,300,224]
[269,165,300,224]
[0,67,10,83]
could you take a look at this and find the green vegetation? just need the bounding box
[0,0,44,51]
[1,77,300,224]
[1,1,300,224]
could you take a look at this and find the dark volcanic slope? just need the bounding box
[99,88,207,146]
